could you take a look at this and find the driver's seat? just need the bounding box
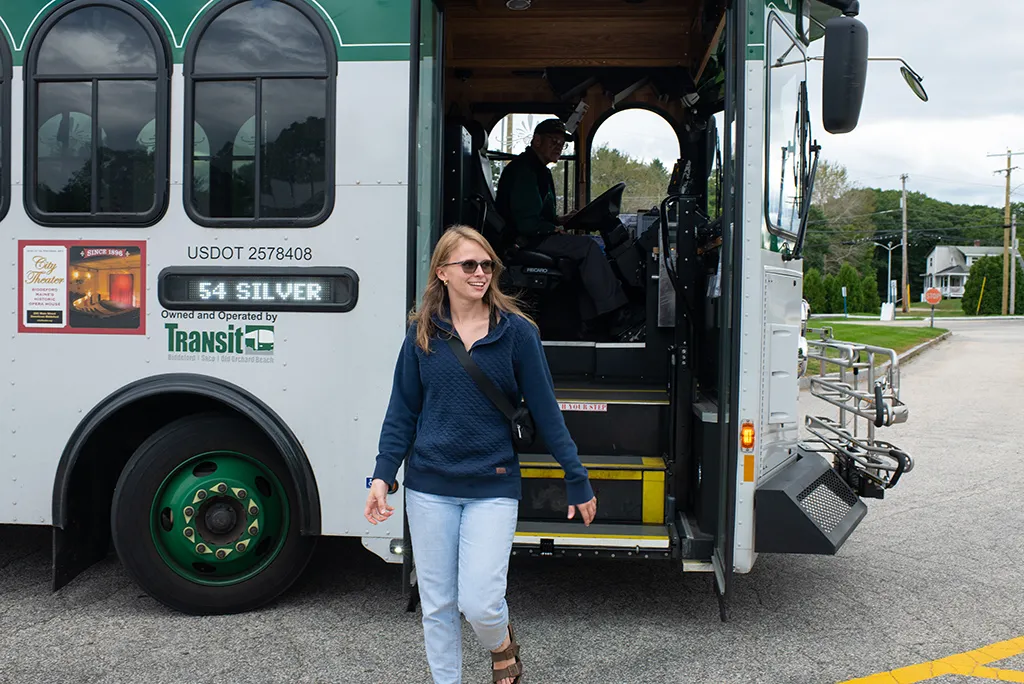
[461,120,573,291]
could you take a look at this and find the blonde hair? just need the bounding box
[411,225,535,352]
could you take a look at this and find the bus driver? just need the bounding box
[495,118,635,337]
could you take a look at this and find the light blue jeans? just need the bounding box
[405,487,519,684]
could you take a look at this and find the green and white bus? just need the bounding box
[0,0,924,616]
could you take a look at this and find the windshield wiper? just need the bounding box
[786,81,817,262]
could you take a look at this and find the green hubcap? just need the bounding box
[150,451,289,586]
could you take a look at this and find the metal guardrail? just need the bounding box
[800,326,914,498]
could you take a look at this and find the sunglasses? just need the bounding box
[442,259,496,274]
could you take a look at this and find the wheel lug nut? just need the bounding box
[196,544,207,553]
[184,528,194,538]
[249,506,259,516]
[237,489,247,499]
[217,483,227,493]
[197,491,207,500]
[184,507,194,517]
[216,550,226,559]
[249,526,258,536]
[236,542,246,552]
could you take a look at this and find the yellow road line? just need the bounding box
[840,636,1024,683]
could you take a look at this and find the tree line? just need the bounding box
[803,264,881,315]
[802,160,1020,314]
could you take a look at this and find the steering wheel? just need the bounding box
[564,182,626,232]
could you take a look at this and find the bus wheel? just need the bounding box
[111,412,316,615]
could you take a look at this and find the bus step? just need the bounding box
[544,341,659,383]
[541,384,669,457]
[512,521,672,560]
[518,454,667,525]
[754,451,867,555]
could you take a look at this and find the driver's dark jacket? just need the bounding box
[495,147,559,242]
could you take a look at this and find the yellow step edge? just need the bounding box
[514,532,669,540]
[521,468,641,481]
[642,470,666,525]
[519,456,666,470]
[556,388,667,393]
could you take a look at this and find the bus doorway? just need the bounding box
[412,0,737,576]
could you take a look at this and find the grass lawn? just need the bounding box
[811,323,947,354]
[905,298,965,317]
[914,298,961,311]
[805,323,948,375]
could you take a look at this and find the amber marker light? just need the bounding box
[740,422,755,451]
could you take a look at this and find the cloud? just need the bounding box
[815,114,1024,208]
[806,0,1024,208]
[591,110,681,165]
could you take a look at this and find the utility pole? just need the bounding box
[988,149,1023,315]
[901,174,909,312]
[1012,214,1018,315]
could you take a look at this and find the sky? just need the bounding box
[586,1,1024,211]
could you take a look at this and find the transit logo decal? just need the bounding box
[165,323,275,364]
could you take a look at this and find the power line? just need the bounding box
[805,209,900,225]
[911,174,1006,190]
[839,228,1011,245]
[809,223,1009,234]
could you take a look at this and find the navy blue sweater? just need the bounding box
[372,311,594,505]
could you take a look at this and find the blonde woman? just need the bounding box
[365,225,597,684]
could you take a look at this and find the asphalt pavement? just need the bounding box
[1,318,1022,684]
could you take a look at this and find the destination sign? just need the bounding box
[158,267,358,312]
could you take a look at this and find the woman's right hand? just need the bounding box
[364,479,395,525]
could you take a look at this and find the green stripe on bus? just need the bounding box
[0,0,411,66]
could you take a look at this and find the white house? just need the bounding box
[921,243,1005,299]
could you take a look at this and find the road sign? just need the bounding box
[924,288,942,306]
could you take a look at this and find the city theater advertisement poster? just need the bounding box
[18,240,146,335]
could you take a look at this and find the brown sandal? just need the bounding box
[491,624,523,683]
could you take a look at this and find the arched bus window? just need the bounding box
[487,113,577,215]
[185,0,337,227]
[25,0,170,226]
[589,108,680,216]
[0,32,10,222]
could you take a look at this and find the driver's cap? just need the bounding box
[533,118,574,142]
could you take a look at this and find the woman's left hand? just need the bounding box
[568,496,597,526]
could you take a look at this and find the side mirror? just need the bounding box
[821,15,869,134]
[900,66,929,102]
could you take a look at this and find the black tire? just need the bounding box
[111,412,316,615]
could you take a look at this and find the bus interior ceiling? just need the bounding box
[438,0,729,542]
[443,0,725,143]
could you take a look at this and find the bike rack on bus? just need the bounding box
[800,326,914,499]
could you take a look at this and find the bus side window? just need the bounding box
[0,31,9,223]
[184,0,337,228]
[25,1,170,226]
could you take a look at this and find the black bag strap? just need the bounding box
[445,336,518,421]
